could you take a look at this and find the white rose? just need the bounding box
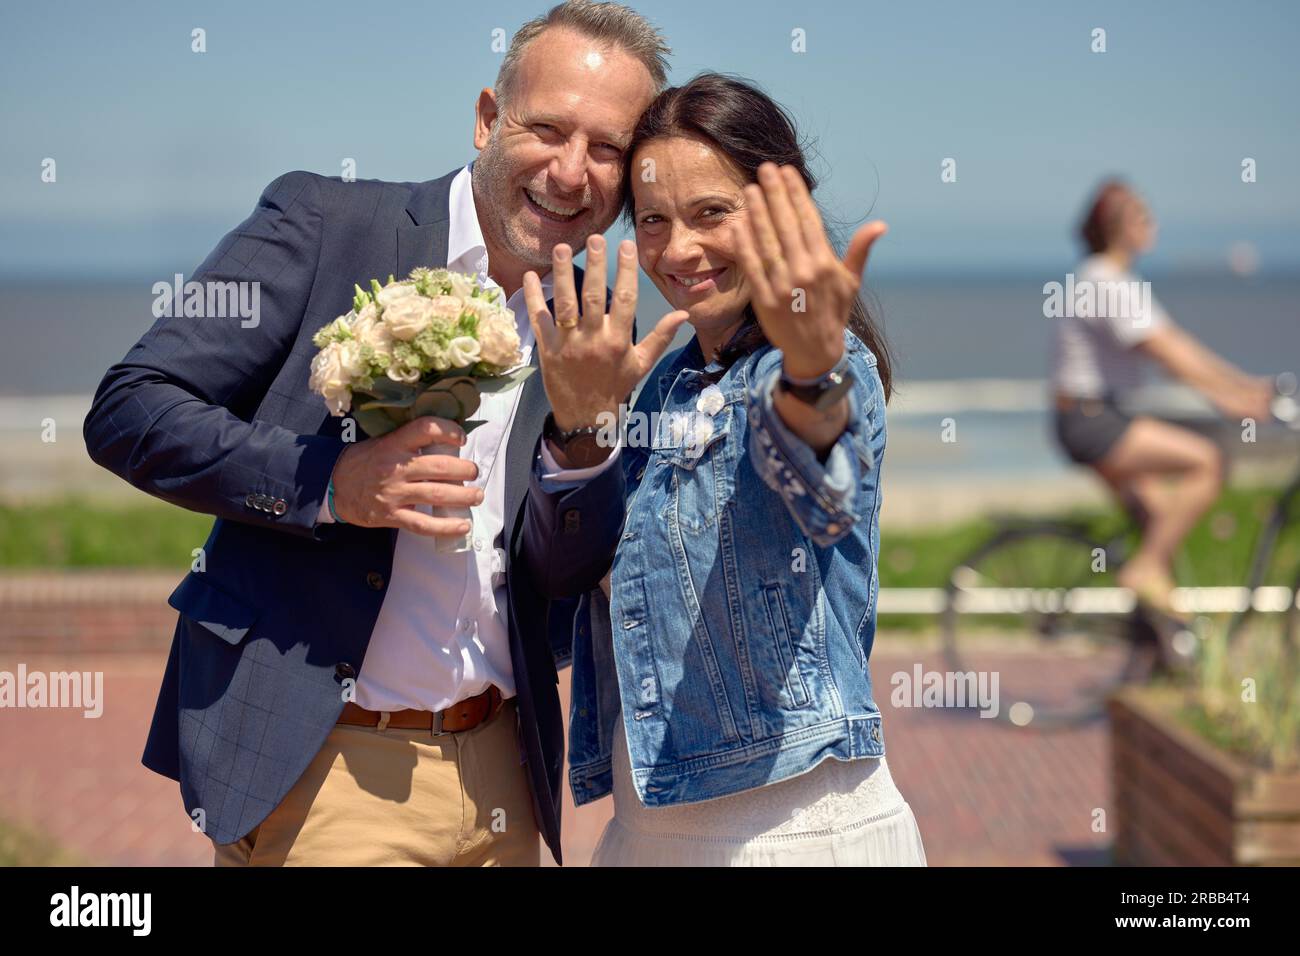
[338,339,365,377]
[382,295,436,340]
[376,282,416,308]
[309,342,355,415]
[447,336,482,367]
[460,296,495,322]
[352,304,393,354]
[385,363,421,384]
[478,309,522,367]
[427,295,465,324]
[447,272,475,299]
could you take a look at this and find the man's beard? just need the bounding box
[472,134,604,274]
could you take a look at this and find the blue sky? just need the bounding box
[2,0,1298,278]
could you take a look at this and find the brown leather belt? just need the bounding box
[337,685,505,734]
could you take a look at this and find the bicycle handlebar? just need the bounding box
[1271,372,1300,429]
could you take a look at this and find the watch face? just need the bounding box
[781,368,855,408]
[813,373,854,410]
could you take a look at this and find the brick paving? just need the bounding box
[0,645,1111,867]
[0,573,1112,866]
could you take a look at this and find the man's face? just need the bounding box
[472,27,656,276]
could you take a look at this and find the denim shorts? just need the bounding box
[1053,394,1132,465]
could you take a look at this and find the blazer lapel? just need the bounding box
[503,339,548,546]
[396,170,457,277]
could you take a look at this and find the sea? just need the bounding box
[1,273,1297,518]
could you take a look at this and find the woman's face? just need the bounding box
[630,135,751,338]
[1115,193,1158,254]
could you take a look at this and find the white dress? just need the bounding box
[591,704,928,867]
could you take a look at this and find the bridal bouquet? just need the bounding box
[309,267,533,550]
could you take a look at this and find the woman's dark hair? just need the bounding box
[621,72,893,400]
[1079,178,1131,254]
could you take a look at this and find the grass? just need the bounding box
[3,484,1297,582]
[0,817,82,866]
[1178,616,1300,773]
[878,482,1300,590]
[0,497,214,568]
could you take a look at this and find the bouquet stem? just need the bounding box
[426,441,473,554]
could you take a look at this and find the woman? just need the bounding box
[1052,181,1273,620]
[523,73,925,865]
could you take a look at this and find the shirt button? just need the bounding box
[366,571,385,590]
[472,538,483,552]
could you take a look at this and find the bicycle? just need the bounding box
[939,377,1300,729]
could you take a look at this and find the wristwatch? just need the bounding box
[777,351,855,411]
[542,412,606,461]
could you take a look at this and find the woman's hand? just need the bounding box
[522,236,689,445]
[732,162,886,379]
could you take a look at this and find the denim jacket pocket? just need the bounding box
[761,584,813,709]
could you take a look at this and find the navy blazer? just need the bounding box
[83,168,620,864]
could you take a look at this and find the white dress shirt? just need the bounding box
[319,164,614,712]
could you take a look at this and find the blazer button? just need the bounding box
[366,571,386,590]
[335,662,356,682]
[245,493,256,508]
[563,509,581,534]
[272,499,288,516]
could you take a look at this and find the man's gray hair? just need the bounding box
[496,1,670,106]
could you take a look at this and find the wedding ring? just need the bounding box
[555,315,579,329]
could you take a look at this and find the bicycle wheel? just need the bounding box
[941,523,1155,729]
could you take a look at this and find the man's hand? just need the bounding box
[328,416,483,537]
[522,235,689,436]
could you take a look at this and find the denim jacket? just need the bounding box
[563,326,889,808]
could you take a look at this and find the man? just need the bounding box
[82,1,669,866]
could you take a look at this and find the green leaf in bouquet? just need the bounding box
[476,366,536,394]
[370,278,384,299]
[444,378,481,418]
[353,284,371,312]
[352,405,401,437]
[355,378,419,410]
[411,389,463,421]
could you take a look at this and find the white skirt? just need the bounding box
[591,723,927,867]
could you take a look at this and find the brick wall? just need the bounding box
[0,572,180,652]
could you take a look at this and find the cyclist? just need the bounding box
[1051,179,1274,622]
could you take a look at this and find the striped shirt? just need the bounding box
[1051,254,1170,398]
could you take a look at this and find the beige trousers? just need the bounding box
[213,696,541,866]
